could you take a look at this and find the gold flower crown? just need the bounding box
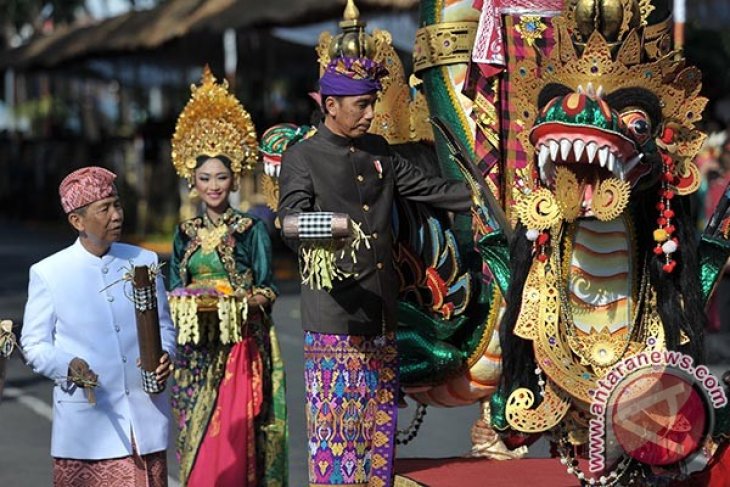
[171,66,258,180]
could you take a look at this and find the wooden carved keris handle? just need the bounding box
[132,266,164,394]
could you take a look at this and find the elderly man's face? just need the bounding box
[69,195,124,248]
[325,93,377,139]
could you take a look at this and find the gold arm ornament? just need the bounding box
[414,22,478,73]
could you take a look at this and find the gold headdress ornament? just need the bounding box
[316,0,433,143]
[171,66,258,181]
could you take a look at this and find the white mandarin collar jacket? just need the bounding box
[21,239,177,460]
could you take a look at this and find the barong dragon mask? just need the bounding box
[511,6,705,271]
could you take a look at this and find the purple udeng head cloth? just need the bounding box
[319,57,389,96]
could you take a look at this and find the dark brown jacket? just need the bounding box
[278,122,471,336]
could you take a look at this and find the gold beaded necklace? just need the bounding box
[199,210,231,254]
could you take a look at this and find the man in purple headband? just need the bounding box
[279,56,473,487]
[318,56,389,138]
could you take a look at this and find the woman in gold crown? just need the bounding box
[167,67,287,487]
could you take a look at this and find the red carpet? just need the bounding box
[394,458,583,487]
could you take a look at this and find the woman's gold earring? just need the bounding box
[188,179,199,199]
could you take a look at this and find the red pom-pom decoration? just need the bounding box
[661,127,675,144]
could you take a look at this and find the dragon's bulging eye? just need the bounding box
[634,120,649,134]
[620,109,652,146]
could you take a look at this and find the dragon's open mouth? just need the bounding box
[531,123,651,218]
[533,123,646,188]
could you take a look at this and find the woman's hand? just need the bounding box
[247,294,269,309]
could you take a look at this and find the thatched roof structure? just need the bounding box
[0,0,418,70]
[0,0,203,69]
[196,0,417,31]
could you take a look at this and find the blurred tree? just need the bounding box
[0,0,169,49]
[684,25,730,104]
[0,0,87,49]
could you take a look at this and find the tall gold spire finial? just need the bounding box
[200,64,216,86]
[328,0,373,59]
[343,0,360,23]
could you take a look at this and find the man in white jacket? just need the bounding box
[21,166,177,487]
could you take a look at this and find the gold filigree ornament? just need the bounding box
[592,177,630,221]
[641,286,666,349]
[554,166,583,222]
[514,256,557,341]
[473,90,499,149]
[528,232,616,405]
[516,188,563,230]
[198,223,228,254]
[369,29,414,144]
[566,328,644,374]
[515,16,548,47]
[171,66,258,182]
[260,173,280,211]
[413,21,477,73]
[505,381,572,433]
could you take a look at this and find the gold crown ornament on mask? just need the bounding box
[171,66,258,181]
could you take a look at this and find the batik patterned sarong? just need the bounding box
[53,449,166,487]
[172,316,288,487]
[304,331,398,487]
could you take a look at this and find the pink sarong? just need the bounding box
[187,337,263,487]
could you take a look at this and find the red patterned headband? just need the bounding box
[59,166,117,213]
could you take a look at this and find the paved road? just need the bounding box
[0,222,479,486]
